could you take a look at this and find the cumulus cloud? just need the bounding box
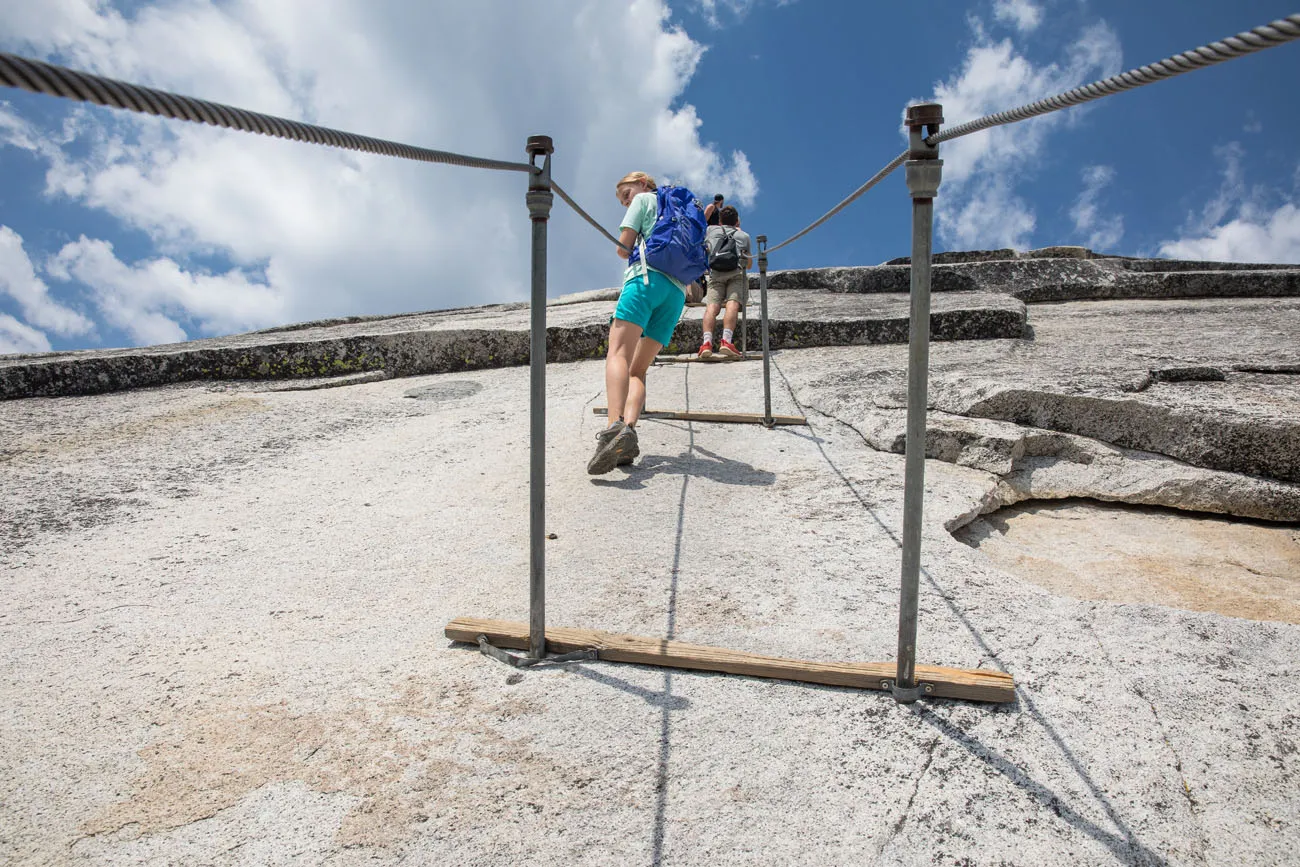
[1157,205,1300,263]
[926,19,1122,250]
[47,237,288,345]
[0,0,758,349]
[0,313,52,355]
[942,177,1036,250]
[1157,145,1300,263]
[0,104,88,197]
[1070,165,1123,252]
[0,226,95,339]
[993,0,1043,33]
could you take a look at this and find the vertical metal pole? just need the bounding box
[757,236,773,427]
[894,104,943,702]
[525,135,554,660]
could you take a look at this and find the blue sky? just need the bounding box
[1,0,1298,354]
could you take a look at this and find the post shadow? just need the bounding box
[767,356,1162,861]
[650,363,695,866]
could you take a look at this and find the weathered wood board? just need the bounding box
[445,617,1016,703]
[592,407,807,426]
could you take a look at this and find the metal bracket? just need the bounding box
[904,160,943,200]
[880,678,934,704]
[477,635,598,669]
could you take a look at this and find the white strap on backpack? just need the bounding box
[639,236,650,286]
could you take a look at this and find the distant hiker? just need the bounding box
[696,195,726,303]
[704,194,724,226]
[589,171,708,474]
[698,205,753,359]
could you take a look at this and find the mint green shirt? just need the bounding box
[619,191,688,295]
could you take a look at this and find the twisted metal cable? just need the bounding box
[551,180,631,252]
[0,51,536,174]
[929,14,1300,146]
[764,151,907,255]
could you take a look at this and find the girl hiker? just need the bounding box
[587,171,694,475]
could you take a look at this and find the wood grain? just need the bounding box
[445,617,1015,703]
[592,408,807,426]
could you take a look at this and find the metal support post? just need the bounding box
[758,236,773,427]
[893,103,943,703]
[525,134,554,660]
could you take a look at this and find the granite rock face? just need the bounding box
[763,255,1300,302]
[766,285,1300,523]
[3,249,1298,514]
[3,248,1300,865]
[6,249,1297,401]
[0,290,1025,399]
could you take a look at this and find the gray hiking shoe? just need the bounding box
[615,425,639,467]
[587,421,627,475]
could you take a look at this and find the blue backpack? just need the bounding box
[628,185,709,286]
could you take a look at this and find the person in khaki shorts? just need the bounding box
[698,205,753,359]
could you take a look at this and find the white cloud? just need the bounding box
[692,0,754,27]
[47,236,288,345]
[1157,204,1300,263]
[0,0,758,348]
[1070,164,1123,251]
[0,104,88,197]
[0,225,95,337]
[943,177,1036,250]
[0,313,52,355]
[993,0,1043,33]
[926,20,1122,250]
[1157,146,1300,263]
[1191,143,1250,233]
[688,0,793,28]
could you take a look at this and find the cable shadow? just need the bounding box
[567,664,690,710]
[650,364,693,867]
[909,705,1170,866]
[768,425,828,446]
[768,357,1160,860]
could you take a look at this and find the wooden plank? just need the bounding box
[655,354,760,364]
[445,617,1015,703]
[592,407,807,426]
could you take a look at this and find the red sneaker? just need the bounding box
[718,339,741,359]
[697,339,714,359]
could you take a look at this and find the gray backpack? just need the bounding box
[708,228,740,272]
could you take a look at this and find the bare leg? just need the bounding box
[624,336,663,427]
[722,299,741,333]
[702,303,721,339]
[605,319,642,426]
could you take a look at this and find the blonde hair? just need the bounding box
[615,171,657,200]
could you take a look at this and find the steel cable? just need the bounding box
[553,149,905,260]
[551,180,631,253]
[764,14,1300,258]
[5,14,1297,262]
[928,14,1300,146]
[764,152,908,255]
[0,51,536,174]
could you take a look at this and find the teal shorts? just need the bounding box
[614,269,686,347]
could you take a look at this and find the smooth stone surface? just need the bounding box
[955,499,1300,624]
[4,249,1300,863]
[0,291,1025,399]
[3,349,1299,865]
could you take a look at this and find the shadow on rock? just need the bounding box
[568,665,691,710]
[590,445,777,490]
